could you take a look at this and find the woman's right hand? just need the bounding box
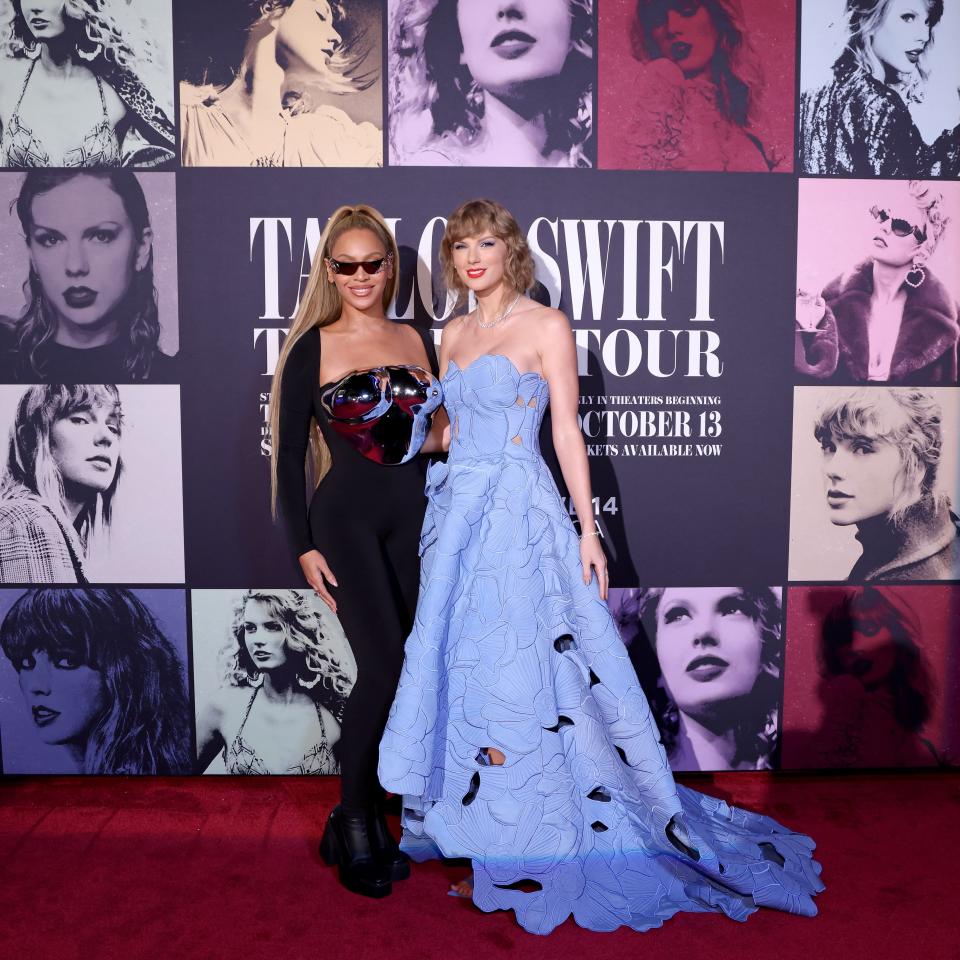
[299,549,338,614]
[796,289,826,331]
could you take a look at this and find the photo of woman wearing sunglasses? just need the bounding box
[796,179,958,385]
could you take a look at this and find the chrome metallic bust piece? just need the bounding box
[319,365,442,465]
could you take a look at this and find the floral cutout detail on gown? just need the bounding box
[378,354,823,935]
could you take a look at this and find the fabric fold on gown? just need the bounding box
[379,354,823,934]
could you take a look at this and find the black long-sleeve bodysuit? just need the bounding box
[276,324,438,809]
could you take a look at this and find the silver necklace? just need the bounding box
[476,293,521,329]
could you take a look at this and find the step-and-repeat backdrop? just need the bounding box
[0,0,957,775]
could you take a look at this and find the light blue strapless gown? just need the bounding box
[378,354,823,935]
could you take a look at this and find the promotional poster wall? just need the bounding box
[0,0,957,777]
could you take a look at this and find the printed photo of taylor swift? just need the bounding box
[388,0,594,167]
[599,0,797,172]
[0,0,176,168]
[781,585,959,769]
[612,586,785,772]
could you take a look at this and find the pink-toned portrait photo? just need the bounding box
[781,585,959,769]
[598,0,796,172]
[795,178,960,386]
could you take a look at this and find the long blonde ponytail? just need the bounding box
[269,204,400,518]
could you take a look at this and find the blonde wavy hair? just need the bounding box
[814,388,948,524]
[845,0,943,99]
[440,198,536,303]
[907,179,950,265]
[2,384,123,550]
[220,590,355,723]
[269,204,398,510]
[1,0,160,69]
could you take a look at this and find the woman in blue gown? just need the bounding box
[378,198,823,934]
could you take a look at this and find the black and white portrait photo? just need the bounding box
[789,386,960,582]
[0,0,176,168]
[799,0,960,176]
[0,383,184,584]
[0,171,179,382]
[191,589,357,775]
[388,0,594,167]
[0,587,191,774]
[611,586,785,772]
[177,0,383,167]
[795,178,959,385]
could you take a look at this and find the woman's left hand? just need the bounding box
[579,533,608,600]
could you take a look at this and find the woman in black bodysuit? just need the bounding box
[270,204,444,899]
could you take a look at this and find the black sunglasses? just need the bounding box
[869,206,926,243]
[326,253,393,276]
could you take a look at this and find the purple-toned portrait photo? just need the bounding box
[0,587,191,774]
[388,0,594,167]
[611,586,785,772]
[0,170,179,383]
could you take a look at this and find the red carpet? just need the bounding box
[0,771,955,960]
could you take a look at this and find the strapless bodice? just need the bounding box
[442,354,550,462]
[319,364,442,466]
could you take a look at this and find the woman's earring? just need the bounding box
[24,40,41,60]
[905,262,926,289]
[76,23,102,62]
[465,80,484,113]
[76,41,102,62]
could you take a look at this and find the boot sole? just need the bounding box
[320,813,394,897]
[339,867,393,899]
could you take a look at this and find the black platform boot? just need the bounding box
[367,805,411,882]
[319,806,393,898]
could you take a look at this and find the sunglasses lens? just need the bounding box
[338,259,385,275]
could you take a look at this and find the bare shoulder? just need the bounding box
[526,303,572,346]
[441,312,471,349]
[0,57,30,110]
[0,57,29,82]
[530,303,570,331]
[206,685,247,719]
